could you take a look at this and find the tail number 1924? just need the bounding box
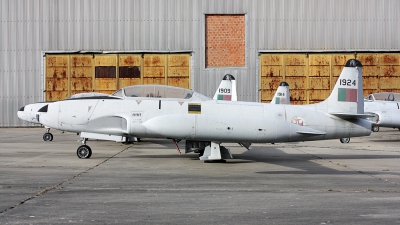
[340,79,356,86]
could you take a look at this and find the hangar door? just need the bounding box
[260,53,400,104]
[45,53,191,101]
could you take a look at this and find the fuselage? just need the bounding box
[37,97,371,143]
[364,100,400,127]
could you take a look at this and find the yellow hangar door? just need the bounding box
[70,55,93,96]
[94,55,118,94]
[357,53,400,96]
[259,54,308,105]
[167,54,191,89]
[45,55,69,101]
[118,55,142,88]
[45,53,191,101]
[260,53,400,104]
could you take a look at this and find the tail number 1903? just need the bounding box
[219,88,231,93]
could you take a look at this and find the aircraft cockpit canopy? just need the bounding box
[111,85,210,100]
[364,92,400,102]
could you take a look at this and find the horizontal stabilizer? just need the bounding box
[330,112,374,119]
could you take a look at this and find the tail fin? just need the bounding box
[271,82,290,104]
[213,74,237,101]
[315,59,366,118]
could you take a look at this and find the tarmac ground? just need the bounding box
[0,127,400,224]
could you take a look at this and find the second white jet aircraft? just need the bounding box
[364,92,400,132]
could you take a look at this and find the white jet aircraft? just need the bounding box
[364,92,400,132]
[22,59,371,161]
[18,75,237,143]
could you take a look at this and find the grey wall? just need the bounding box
[1,0,399,126]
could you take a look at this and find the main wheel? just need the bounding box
[340,138,350,143]
[43,133,53,141]
[77,145,92,159]
[372,126,379,132]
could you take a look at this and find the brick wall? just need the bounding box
[205,14,245,67]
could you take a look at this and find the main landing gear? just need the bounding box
[199,141,233,163]
[339,137,350,143]
[77,138,92,159]
[43,128,53,141]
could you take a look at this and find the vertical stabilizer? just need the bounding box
[315,59,364,115]
[271,82,290,104]
[213,74,237,101]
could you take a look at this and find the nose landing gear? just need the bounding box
[43,128,53,141]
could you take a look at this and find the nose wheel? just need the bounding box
[43,128,53,141]
[77,145,92,159]
[43,132,53,141]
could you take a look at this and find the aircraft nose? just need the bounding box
[17,105,28,121]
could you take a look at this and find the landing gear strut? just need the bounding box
[43,128,53,141]
[199,142,232,162]
[77,138,92,159]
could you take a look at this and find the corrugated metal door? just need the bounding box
[167,54,190,89]
[119,55,142,88]
[45,53,191,101]
[308,54,330,103]
[285,54,307,104]
[70,55,93,95]
[358,53,400,96]
[94,55,118,94]
[261,53,400,104]
[260,54,284,103]
[45,55,69,101]
[260,54,308,105]
[308,54,354,104]
[144,54,167,85]
[260,53,356,104]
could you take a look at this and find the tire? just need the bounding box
[372,126,379,132]
[76,145,92,159]
[340,138,350,143]
[43,133,53,141]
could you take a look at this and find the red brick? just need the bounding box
[205,14,245,67]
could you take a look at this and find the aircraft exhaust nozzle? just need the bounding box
[222,74,235,80]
